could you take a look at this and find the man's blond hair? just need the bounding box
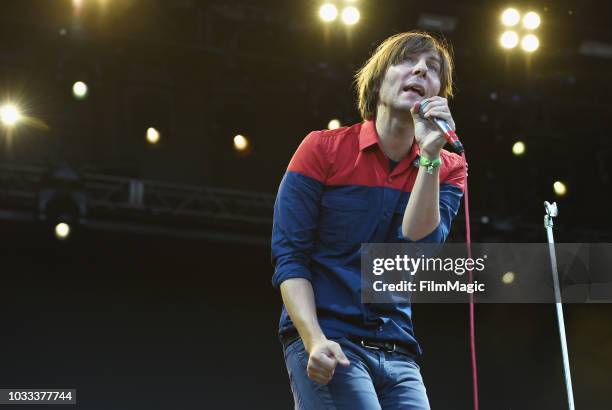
[355,31,455,120]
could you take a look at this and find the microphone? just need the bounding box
[419,100,464,154]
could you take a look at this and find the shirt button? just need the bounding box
[378,326,383,331]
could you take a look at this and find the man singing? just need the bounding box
[271,31,466,409]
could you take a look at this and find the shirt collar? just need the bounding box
[359,119,421,162]
[358,120,380,151]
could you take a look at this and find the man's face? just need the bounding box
[377,49,442,113]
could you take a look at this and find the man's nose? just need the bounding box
[411,59,429,77]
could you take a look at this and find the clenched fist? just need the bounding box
[306,339,350,385]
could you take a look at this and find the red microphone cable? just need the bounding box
[419,101,479,409]
[461,151,479,410]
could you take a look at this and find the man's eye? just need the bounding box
[427,61,439,69]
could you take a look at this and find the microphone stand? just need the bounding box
[544,201,576,410]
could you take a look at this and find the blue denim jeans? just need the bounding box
[283,337,430,409]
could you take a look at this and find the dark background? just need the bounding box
[0,0,611,409]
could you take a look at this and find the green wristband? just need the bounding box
[419,155,441,174]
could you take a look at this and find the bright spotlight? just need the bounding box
[523,12,541,30]
[500,31,519,49]
[328,119,341,130]
[521,34,540,52]
[553,181,567,196]
[55,222,71,240]
[233,134,249,152]
[72,81,88,99]
[319,3,338,22]
[512,141,526,156]
[0,104,22,127]
[501,8,520,27]
[502,271,515,285]
[341,6,360,25]
[146,127,160,144]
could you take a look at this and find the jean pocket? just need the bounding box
[400,354,421,371]
[293,339,310,367]
[284,337,309,367]
[283,338,297,360]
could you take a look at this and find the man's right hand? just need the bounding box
[306,339,350,385]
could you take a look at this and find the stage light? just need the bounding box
[0,104,22,127]
[233,134,249,152]
[553,181,567,196]
[512,141,526,156]
[521,34,540,52]
[72,0,84,15]
[55,222,71,240]
[146,127,160,144]
[328,119,341,129]
[500,31,519,49]
[523,11,541,30]
[521,34,539,52]
[72,81,88,99]
[501,8,520,26]
[502,271,515,285]
[341,6,360,25]
[319,3,338,22]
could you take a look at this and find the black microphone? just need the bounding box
[419,100,464,154]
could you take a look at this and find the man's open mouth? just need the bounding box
[402,84,425,96]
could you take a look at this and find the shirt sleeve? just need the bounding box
[397,153,466,244]
[271,131,329,289]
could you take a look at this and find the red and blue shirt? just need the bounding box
[271,120,466,354]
